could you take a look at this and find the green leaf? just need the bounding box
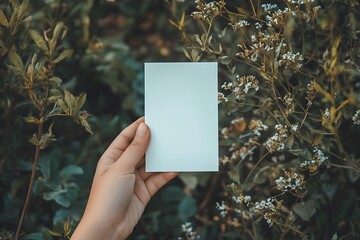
[218,55,231,65]
[29,133,39,146]
[64,89,76,115]
[218,27,227,38]
[49,231,62,237]
[179,173,198,190]
[18,0,29,18]
[52,49,74,63]
[77,112,93,134]
[49,77,62,86]
[228,169,240,184]
[8,49,24,71]
[57,98,70,115]
[52,21,64,41]
[160,186,184,201]
[75,92,86,114]
[292,199,316,221]
[59,165,83,178]
[29,29,48,52]
[178,196,197,221]
[23,116,41,124]
[80,116,93,134]
[22,233,43,240]
[0,9,9,27]
[39,124,56,150]
[182,48,191,61]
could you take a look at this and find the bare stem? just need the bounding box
[14,121,44,240]
[248,0,256,16]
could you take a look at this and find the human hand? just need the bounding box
[71,117,178,240]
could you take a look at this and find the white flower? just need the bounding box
[262,3,278,11]
[218,92,228,104]
[275,172,304,192]
[279,52,304,69]
[324,108,330,119]
[352,110,360,125]
[216,201,228,217]
[181,222,199,240]
[230,20,250,30]
[291,124,298,132]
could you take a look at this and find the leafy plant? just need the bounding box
[173,0,360,238]
[1,0,92,238]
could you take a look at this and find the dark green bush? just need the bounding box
[1,0,360,239]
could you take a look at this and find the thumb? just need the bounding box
[114,122,150,173]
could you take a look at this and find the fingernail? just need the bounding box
[136,122,147,137]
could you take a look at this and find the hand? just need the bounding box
[71,117,178,240]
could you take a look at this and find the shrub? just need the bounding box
[175,0,360,238]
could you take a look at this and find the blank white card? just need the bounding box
[145,62,218,172]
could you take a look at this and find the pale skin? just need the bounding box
[71,117,178,240]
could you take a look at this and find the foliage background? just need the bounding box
[0,0,360,239]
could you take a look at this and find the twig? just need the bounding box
[243,152,269,187]
[199,172,221,210]
[14,119,44,240]
[15,81,50,239]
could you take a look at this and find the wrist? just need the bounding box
[71,216,117,240]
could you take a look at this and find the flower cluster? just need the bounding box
[305,81,318,106]
[286,0,315,4]
[229,20,250,30]
[237,75,259,93]
[237,31,283,63]
[249,119,268,137]
[300,147,328,173]
[220,117,246,139]
[221,75,259,100]
[216,201,229,217]
[264,124,288,152]
[291,124,298,132]
[232,194,252,206]
[191,0,225,22]
[283,93,293,106]
[218,92,228,104]
[324,108,330,119]
[261,3,278,12]
[265,8,293,28]
[180,222,200,240]
[251,197,277,227]
[283,93,295,115]
[352,110,360,125]
[279,52,304,69]
[275,171,305,192]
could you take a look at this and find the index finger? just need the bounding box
[97,117,145,175]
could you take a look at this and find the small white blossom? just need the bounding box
[249,119,268,137]
[216,201,228,217]
[218,92,228,104]
[291,124,298,132]
[275,171,304,192]
[230,20,250,30]
[279,52,304,69]
[300,147,328,173]
[180,222,199,240]
[254,22,262,29]
[352,110,360,125]
[264,124,288,152]
[262,3,278,11]
[324,108,330,119]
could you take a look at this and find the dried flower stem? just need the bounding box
[248,0,256,16]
